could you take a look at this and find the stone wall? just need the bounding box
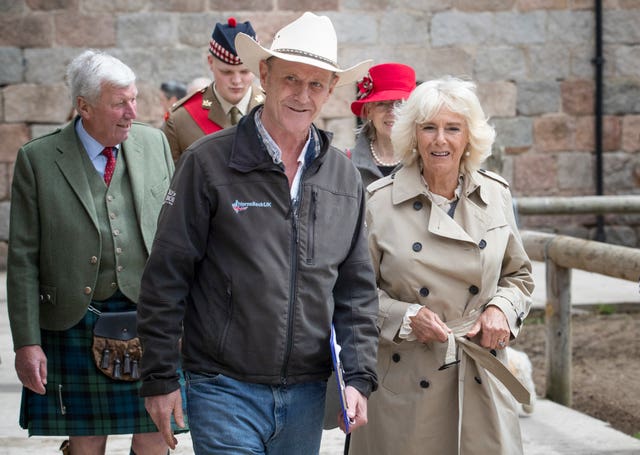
[1,0,639,268]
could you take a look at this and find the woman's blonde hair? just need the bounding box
[391,76,495,174]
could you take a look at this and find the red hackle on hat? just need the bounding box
[228,17,237,27]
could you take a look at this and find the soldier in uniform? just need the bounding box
[163,17,264,163]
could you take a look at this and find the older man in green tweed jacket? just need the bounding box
[6,49,176,455]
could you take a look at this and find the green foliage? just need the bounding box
[596,304,616,315]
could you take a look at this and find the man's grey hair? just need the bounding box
[66,49,136,107]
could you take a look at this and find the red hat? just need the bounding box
[350,63,416,117]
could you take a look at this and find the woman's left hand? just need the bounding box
[466,305,511,350]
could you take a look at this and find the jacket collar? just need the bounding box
[391,160,489,207]
[228,105,333,174]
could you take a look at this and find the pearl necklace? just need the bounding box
[369,140,400,167]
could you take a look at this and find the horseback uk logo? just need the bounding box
[232,199,272,214]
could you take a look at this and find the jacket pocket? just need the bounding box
[305,189,318,265]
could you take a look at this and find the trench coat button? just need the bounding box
[83,286,92,295]
[392,353,401,363]
[474,376,482,384]
[469,285,479,295]
[419,287,429,297]
[478,239,487,249]
[419,379,430,389]
[413,201,423,210]
[490,349,497,357]
[412,242,422,252]
[110,282,117,289]
[516,311,525,327]
[90,256,98,264]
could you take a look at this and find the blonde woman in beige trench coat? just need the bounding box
[349,77,535,455]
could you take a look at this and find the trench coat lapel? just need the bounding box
[55,122,99,230]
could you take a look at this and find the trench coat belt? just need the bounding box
[443,311,532,405]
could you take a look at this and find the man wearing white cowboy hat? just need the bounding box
[137,12,379,454]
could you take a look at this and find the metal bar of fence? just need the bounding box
[515,195,640,215]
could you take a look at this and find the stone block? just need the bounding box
[135,82,165,127]
[279,0,338,9]
[151,47,208,88]
[570,44,616,80]
[328,13,377,45]
[26,0,78,9]
[600,225,637,248]
[24,48,79,84]
[54,13,116,47]
[0,48,23,85]
[0,241,7,271]
[343,0,452,11]
[603,151,639,192]
[557,152,594,190]
[478,81,517,118]
[493,117,533,150]
[30,124,66,141]
[379,11,429,45]
[117,13,178,48]
[454,0,514,11]
[83,0,146,13]
[0,123,29,162]
[603,10,640,44]
[574,116,594,151]
[178,13,224,47]
[517,80,561,115]
[528,45,571,80]
[533,114,574,152]
[321,85,354,119]
[0,14,54,47]
[474,46,527,81]
[421,47,474,81]
[603,79,640,114]
[622,115,640,152]
[561,79,594,115]
[431,11,493,47]
[493,12,546,44]
[512,152,557,193]
[547,11,593,44]
[0,163,8,200]
[615,45,640,78]
[517,0,568,11]
[3,83,70,123]
[149,0,207,11]
[0,201,9,241]
[242,13,302,48]
[1,0,26,13]
[323,117,357,152]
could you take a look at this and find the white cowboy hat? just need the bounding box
[235,12,372,87]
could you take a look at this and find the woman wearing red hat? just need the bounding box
[349,63,416,187]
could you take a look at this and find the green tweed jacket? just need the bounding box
[7,119,174,349]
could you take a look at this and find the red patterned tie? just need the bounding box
[102,147,116,186]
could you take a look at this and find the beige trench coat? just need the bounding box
[349,162,534,455]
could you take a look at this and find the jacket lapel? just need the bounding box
[121,133,145,233]
[55,122,99,229]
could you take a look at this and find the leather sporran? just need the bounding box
[91,310,142,381]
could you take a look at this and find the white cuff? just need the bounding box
[398,304,423,341]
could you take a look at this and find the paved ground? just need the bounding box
[1,263,639,454]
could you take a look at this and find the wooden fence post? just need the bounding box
[545,258,572,406]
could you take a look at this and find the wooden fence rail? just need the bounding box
[520,230,640,406]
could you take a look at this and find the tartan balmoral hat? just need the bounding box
[209,17,257,65]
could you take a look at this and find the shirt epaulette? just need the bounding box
[366,174,394,195]
[478,168,510,188]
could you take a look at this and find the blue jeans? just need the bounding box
[185,371,326,455]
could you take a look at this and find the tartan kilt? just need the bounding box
[19,294,188,436]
